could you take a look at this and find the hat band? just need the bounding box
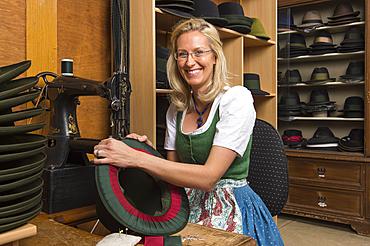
[314,37,333,43]
[282,135,302,143]
[302,19,323,24]
[312,73,329,80]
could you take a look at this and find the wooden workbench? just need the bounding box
[13,205,256,246]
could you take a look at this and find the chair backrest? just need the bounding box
[247,119,289,216]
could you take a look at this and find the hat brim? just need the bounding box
[250,89,270,96]
[96,138,189,236]
[159,7,194,18]
[304,78,336,84]
[225,25,251,34]
[0,107,44,125]
[0,61,31,85]
[327,11,360,20]
[203,17,229,27]
[296,22,324,28]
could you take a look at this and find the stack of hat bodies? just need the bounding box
[0,61,45,233]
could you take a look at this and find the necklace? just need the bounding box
[192,94,210,128]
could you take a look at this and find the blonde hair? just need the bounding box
[167,18,230,111]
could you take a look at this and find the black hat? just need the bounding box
[278,90,303,111]
[0,77,39,101]
[243,73,269,96]
[96,138,189,236]
[307,88,335,106]
[155,0,194,18]
[218,2,252,34]
[338,128,364,152]
[306,127,339,146]
[191,0,228,27]
[305,67,336,84]
[340,27,364,46]
[0,107,44,125]
[278,9,296,31]
[0,61,31,84]
[279,69,302,85]
[0,134,46,154]
[0,91,40,112]
[328,2,360,20]
[340,61,364,81]
[339,96,364,118]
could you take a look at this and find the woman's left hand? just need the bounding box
[92,137,137,168]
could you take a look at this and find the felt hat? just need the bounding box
[0,61,31,84]
[305,67,336,84]
[0,178,43,203]
[0,145,45,163]
[0,188,42,218]
[243,73,269,96]
[278,90,303,110]
[278,9,296,31]
[0,107,44,125]
[249,18,270,40]
[0,77,38,101]
[0,153,46,176]
[218,2,253,34]
[307,127,339,145]
[307,88,335,106]
[339,96,364,118]
[0,134,46,154]
[0,91,40,112]
[297,10,324,28]
[328,2,360,20]
[0,203,41,233]
[191,0,228,27]
[0,123,45,137]
[340,61,364,81]
[279,69,303,85]
[338,128,364,152]
[282,129,307,148]
[155,0,194,18]
[96,138,189,236]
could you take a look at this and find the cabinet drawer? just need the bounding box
[288,157,363,189]
[287,185,363,217]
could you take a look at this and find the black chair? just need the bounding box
[247,119,289,216]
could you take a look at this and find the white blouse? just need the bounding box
[164,86,256,157]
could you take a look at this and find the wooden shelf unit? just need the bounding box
[130,0,277,145]
[278,0,370,235]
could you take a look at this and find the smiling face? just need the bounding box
[176,31,216,93]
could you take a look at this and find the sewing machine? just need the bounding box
[41,73,130,213]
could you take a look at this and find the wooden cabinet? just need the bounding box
[278,0,370,235]
[130,0,277,146]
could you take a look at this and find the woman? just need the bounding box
[94,18,283,245]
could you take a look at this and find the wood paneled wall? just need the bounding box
[1,0,111,139]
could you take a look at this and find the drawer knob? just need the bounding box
[317,196,327,208]
[317,167,326,178]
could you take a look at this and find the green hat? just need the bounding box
[0,188,42,218]
[0,91,40,112]
[0,134,46,153]
[0,108,44,125]
[0,123,45,137]
[0,61,31,84]
[96,138,189,236]
[250,18,270,40]
[0,77,38,100]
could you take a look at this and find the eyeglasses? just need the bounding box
[174,49,213,61]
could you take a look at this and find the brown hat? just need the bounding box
[297,10,324,28]
[328,2,360,20]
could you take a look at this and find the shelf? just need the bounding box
[156,88,172,95]
[155,8,276,48]
[253,93,276,97]
[284,148,365,161]
[279,116,364,121]
[278,51,364,63]
[278,21,365,36]
[278,81,365,88]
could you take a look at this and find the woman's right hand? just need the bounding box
[126,133,154,148]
